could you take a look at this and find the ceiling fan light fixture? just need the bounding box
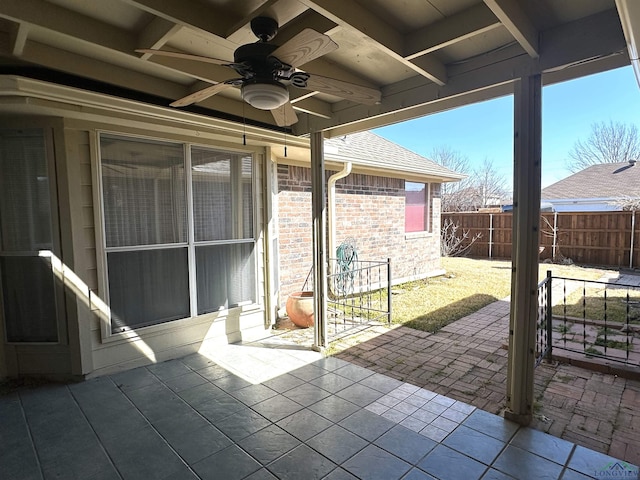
[242,82,289,110]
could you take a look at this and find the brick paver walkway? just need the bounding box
[320,299,640,466]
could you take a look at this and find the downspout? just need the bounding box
[328,162,352,272]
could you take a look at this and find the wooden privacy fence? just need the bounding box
[442,211,640,269]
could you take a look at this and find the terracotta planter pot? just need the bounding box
[286,291,314,328]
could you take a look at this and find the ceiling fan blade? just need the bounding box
[304,74,381,105]
[271,29,338,68]
[271,102,298,127]
[136,49,229,65]
[170,83,234,107]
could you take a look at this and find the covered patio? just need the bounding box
[3,340,637,480]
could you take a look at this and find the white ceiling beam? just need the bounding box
[0,0,135,55]
[298,9,624,135]
[616,0,640,89]
[9,22,29,56]
[300,0,447,85]
[290,95,332,118]
[140,53,233,84]
[404,3,501,59]
[224,0,283,38]
[120,0,238,38]
[484,0,538,58]
[137,17,182,59]
[13,39,274,126]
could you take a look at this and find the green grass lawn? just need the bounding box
[393,257,610,333]
[552,283,640,324]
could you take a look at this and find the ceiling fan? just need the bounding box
[136,16,381,126]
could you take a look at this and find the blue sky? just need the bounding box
[374,65,640,189]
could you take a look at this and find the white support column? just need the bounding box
[310,131,328,350]
[505,74,542,425]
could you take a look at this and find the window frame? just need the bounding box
[0,120,67,345]
[96,131,260,339]
[404,181,431,234]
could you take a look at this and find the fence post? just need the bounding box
[386,258,392,324]
[489,213,493,258]
[631,210,636,269]
[552,211,558,261]
[545,270,553,361]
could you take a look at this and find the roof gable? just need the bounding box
[542,161,640,200]
[324,131,464,182]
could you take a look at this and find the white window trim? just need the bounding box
[94,131,262,342]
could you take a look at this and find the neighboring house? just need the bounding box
[541,161,640,212]
[0,82,462,380]
[276,131,464,304]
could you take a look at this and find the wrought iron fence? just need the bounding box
[536,272,640,368]
[325,257,392,338]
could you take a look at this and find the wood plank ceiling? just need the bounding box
[0,0,638,137]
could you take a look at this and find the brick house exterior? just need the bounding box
[276,131,462,305]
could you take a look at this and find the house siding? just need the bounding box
[277,164,442,305]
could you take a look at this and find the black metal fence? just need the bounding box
[536,271,640,368]
[326,258,392,338]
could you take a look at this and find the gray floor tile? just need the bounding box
[245,468,278,480]
[290,363,328,381]
[197,364,232,382]
[215,406,272,441]
[308,394,361,422]
[375,425,437,465]
[560,469,596,480]
[110,367,161,391]
[462,409,519,442]
[567,445,639,478]
[126,384,194,423]
[360,373,404,394]
[177,382,227,406]
[231,383,278,406]
[252,394,304,422]
[339,409,396,441]
[262,373,306,393]
[343,444,412,480]
[189,391,245,423]
[163,371,208,392]
[323,467,360,479]
[102,424,186,480]
[40,441,120,480]
[382,408,409,423]
[212,373,253,392]
[334,364,375,382]
[481,468,516,479]
[147,359,193,381]
[418,444,487,480]
[180,353,217,371]
[420,401,448,416]
[283,382,332,406]
[193,444,261,480]
[492,445,564,479]
[277,408,333,441]
[400,415,428,433]
[79,395,149,442]
[238,424,301,465]
[267,444,337,480]
[68,376,121,402]
[310,372,355,393]
[161,464,200,480]
[402,468,437,479]
[510,427,575,465]
[307,424,368,464]
[312,357,350,372]
[443,425,506,465]
[411,408,438,424]
[336,383,384,407]
[157,418,232,465]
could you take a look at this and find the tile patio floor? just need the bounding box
[1,337,638,480]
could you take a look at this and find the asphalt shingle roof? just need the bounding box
[541,161,640,200]
[324,131,464,182]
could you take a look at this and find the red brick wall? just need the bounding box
[276,164,442,305]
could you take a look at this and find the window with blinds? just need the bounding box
[405,181,431,233]
[100,134,256,333]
